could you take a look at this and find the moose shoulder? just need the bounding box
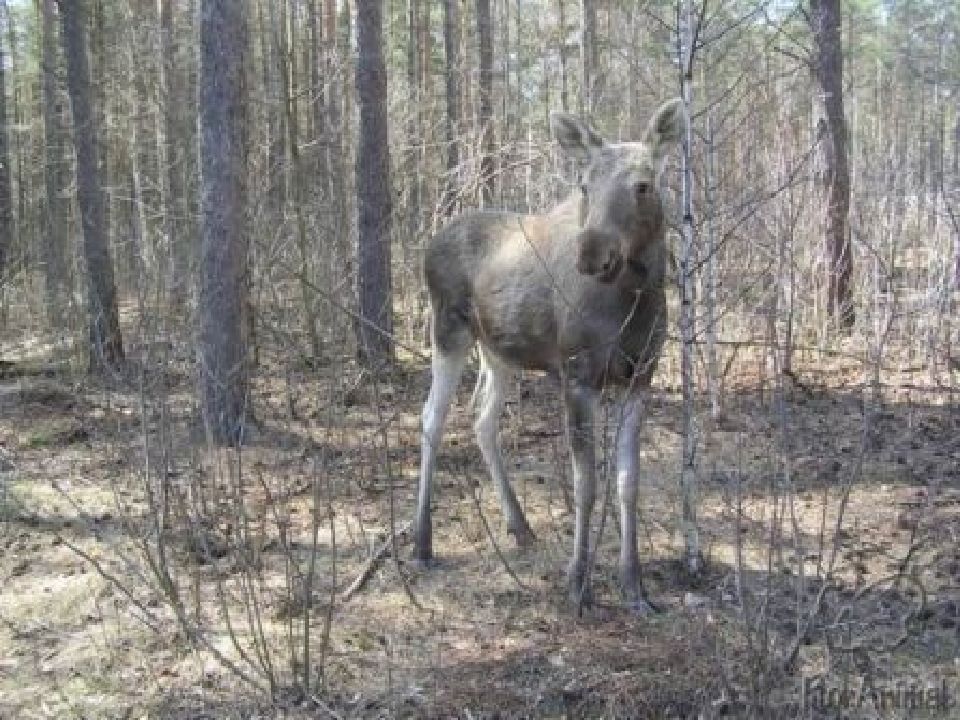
[415,99,686,614]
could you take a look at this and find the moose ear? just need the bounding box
[550,112,606,161]
[643,98,686,166]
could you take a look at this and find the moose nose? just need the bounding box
[600,251,617,274]
[576,229,622,281]
[598,250,623,282]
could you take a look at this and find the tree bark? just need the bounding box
[580,0,597,115]
[198,0,249,444]
[557,0,569,113]
[442,0,461,214]
[678,0,701,576]
[58,0,124,370]
[476,0,495,207]
[0,5,13,285]
[355,0,393,364]
[277,0,322,359]
[811,0,854,328]
[307,0,324,148]
[40,0,70,320]
[160,0,189,305]
[404,0,421,237]
[263,0,286,218]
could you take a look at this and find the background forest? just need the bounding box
[0,0,958,717]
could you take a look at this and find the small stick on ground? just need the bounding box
[340,522,412,602]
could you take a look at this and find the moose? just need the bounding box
[414,99,689,614]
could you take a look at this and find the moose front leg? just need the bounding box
[616,394,657,615]
[564,382,597,610]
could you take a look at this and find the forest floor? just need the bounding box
[0,314,959,718]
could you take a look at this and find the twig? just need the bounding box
[463,465,530,593]
[308,694,345,720]
[339,522,413,602]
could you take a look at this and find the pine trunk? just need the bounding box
[59,0,125,370]
[442,0,461,214]
[41,0,70,319]
[355,0,394,364]
[0,10,12,284]
[198,0,249,443]
[477,0,495,207]
[811,0,854,328]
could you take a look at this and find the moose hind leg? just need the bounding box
[415,337,469,563]
[474,348,535,547]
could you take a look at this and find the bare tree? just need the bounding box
[580,0,597,114]
[198,0,249,444]
[40,0,69,319]
[677,0,701,576]
[441,0,461,214]
[476,0,494,207]
[274,0,323,360]
[404,0,422,236]
[355,0,393,364]
[0,0,12,285]
[160,0,189,306]
[58,0,124,369]
[811,0,854,328]
[557,0,569,113]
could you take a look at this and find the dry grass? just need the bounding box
[1,309,958,719]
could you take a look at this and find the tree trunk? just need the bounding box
[677,0,701,576]
[58,0,124,370]
[307,0,324,150]
[323,0,348,266]
[404,0,421,239]
[127,0,158,294]
[277,0,322,359]
[811,0,854,328]
[4,5,23,255]
[355,0,393,364]
[40,0,70,320]
[263,0,286,218]
[953,117,959,180]
[198,0,249,444]
[476,0,494,207]
[580,0,597,115]
[90,0,112,284]
[557,0,569,113]
[0,6,13,285]
[160,0,189,305]
[442,0,461,214]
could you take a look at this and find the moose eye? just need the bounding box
[634,181,650,198]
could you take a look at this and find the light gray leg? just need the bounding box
[616,394,656,614]
[474,348,535,546]
[414,346,467,562]
[467,348,489,412]
[564,382,597,608]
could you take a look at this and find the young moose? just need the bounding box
[415,99,685,613]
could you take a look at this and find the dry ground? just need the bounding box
[0,318,958,718]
